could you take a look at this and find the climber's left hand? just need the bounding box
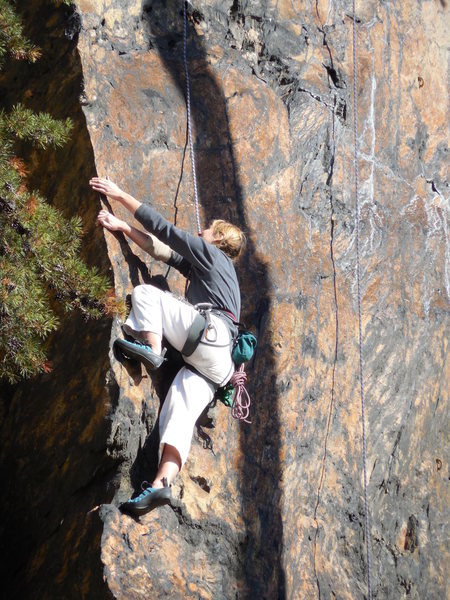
[97,209,127,232]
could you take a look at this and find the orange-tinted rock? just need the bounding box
[0,0,448,599]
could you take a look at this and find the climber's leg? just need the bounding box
[118,444,179,516]
[118,285,200,370]
[114,336,166,371]
[119,367,214,516]
[116,284,190,370]
[119,478,172,516]
[151,444,181,488]
[120,285,234,385]
[158,366,215,467]
[124,285,164,342]
[139,331,162,355]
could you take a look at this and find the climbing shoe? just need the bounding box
[119,479,172,516]
[114,338,167,371]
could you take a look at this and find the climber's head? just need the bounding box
[201,220,246,260]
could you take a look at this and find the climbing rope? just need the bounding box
[352,3,373,599]
[182,2,252,425]
[230,364,252,423]
[183,0,202,235]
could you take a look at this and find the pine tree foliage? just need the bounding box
[1,1,119,383]
[2,103,72,148]
[0,0,41,66]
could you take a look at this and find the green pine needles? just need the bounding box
[0,1,38,66]
[1,2,117,383]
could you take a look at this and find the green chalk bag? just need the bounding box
[232,331,257,366]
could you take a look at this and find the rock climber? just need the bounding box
[89,176,246,515]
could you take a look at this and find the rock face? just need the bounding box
[0,1,448,598]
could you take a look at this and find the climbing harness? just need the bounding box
[181,305,210,356]
[181,302,224,357]
[181,302,256,422]
[183,0,202,235]
[352,3,373,598]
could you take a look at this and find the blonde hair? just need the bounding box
[211,219,246,260]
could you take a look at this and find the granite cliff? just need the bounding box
[0,1,448,599]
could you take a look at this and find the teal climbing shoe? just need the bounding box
[114,338,167,371]
[120,479,172,516]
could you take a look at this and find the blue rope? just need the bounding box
[352,3,373,598]
[183,0,202,235]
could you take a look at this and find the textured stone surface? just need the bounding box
[1,0,449,599]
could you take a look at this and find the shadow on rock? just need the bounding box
[137,2,285,596]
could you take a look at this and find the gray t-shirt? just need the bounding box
[135,205,241,321]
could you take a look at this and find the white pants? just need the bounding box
[124,285,234,466]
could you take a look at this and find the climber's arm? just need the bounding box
[90,177,196,269]
[97,210,172,262]
[89,177,141,215]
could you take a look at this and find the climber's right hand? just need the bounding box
[89,176,124,201]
